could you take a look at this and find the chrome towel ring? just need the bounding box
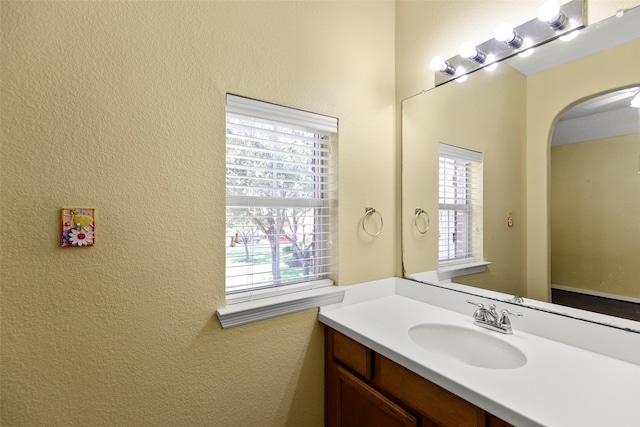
[362,207,383,237]
[414,208,430,234]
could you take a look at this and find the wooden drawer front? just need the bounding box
[336,365,417,427]
[375,355,484,427]
[332,330,371,379]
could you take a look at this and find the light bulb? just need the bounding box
[459,42,477,58]
[430,56,456,75]
[430,56,446,72]
[455,75,468,83]
[538,1,561,22]
[495,23,515,42]
[538,0,568,29]
[459,42,486,63]
[495,23,523,48]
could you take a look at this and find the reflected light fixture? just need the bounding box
[631,93,640,108]
[430,56,456,75]
[485,63,499,72]
[494,23,523,48]
[538,0,569,30]
[484,55,499,71]
[518,48,535,58]
[560,29,579,41]
[459,42,487,64]
[454,66,467,82]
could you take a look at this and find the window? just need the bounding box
[438,143,483,266]
[225,94,337,303]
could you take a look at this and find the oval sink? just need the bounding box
[408,323,527,369]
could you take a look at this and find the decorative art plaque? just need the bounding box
[61,208,95,247]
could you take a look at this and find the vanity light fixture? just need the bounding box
[494,23,524,48]
[430,0,584,86]
[459,42,487,64]
[538,0,569,30]
[430,56,457,75]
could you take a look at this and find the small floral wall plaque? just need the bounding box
[62,208,95,247]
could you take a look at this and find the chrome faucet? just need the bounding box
[466,300,522,335]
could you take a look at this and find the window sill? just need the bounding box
[437,261,491,281]
[217,286,345,328]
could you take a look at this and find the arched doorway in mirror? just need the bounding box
[549,86,640,321]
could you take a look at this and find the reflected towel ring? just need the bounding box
[362,207,383,237]
[414,208,430,234]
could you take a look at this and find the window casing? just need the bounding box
[438,143,483,266]
[225,95,337,303]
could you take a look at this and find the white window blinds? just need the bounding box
[225,94,337,301]
[438,143,483,264]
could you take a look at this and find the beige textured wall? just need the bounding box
[3,1,639,425]
[551,134,640,298]
[1,2,395,425]
[402,64,527,295]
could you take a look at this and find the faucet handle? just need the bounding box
[466,300,486,321]
[488,304,498,315]
[497,309,522,334]
[466,300,484,308]
[501,309,523,317]
[499,309,523,325]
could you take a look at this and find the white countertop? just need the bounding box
[319,278,640,427]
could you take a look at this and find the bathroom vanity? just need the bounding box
[325,327,511,426]
[319,278,640,427]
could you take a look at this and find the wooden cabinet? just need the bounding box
[325,327,513,427]
[335,365,417,427]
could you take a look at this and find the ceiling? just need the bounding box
[551,87,640,146]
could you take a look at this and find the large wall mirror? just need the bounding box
[402,5,640,329]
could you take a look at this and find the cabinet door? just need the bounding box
[335,365,417,427]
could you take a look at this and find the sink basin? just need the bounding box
[408,323,527,369]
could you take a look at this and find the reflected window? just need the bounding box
[438,144,483,265]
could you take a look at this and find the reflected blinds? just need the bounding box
[438,143,483,264]
[225,95,337,301]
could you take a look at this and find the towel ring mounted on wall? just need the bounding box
[414,208,430,234]
[362,207,383,237]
